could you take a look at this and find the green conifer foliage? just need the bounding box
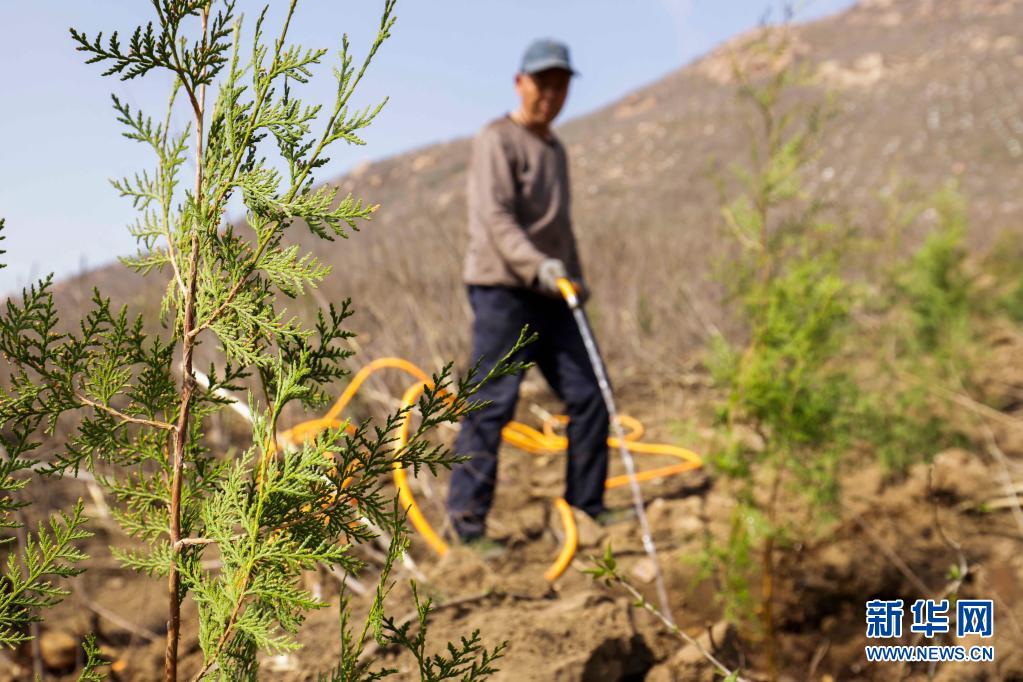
[3,3,521,679]
[699,23,859,675]
[0,221,94,659]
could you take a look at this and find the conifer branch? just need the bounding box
[75,393,176,432]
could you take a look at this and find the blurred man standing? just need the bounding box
[447,39,621,552]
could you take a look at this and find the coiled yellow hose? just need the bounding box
[277,355,704,581]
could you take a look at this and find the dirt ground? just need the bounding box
[3,339,1023,681]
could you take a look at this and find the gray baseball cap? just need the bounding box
[520,39,577,76]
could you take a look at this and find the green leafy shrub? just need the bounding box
[699,24,862,673]
[893,188,973,357]
[851,188,978,471]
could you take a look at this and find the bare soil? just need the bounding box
[4,338,1023,681]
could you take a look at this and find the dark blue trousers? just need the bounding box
[447,285,609,540]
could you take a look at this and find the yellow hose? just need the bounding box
[277,356,704,581]
[545,498,578,582]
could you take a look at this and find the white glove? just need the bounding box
[536,258,568,296]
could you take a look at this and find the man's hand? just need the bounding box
[537,259,591,304]
[536,258,568,296]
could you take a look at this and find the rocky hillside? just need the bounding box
[43,0,1023,380]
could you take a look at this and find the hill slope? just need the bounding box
[45,0,1023,378]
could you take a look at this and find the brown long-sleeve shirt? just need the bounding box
[462,115,583,289]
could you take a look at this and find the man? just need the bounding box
[447,39,624,551]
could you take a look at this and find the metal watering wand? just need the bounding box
[555,277,676,625]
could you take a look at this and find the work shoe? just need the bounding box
[462,536,508,560]
[592,506,638,527]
